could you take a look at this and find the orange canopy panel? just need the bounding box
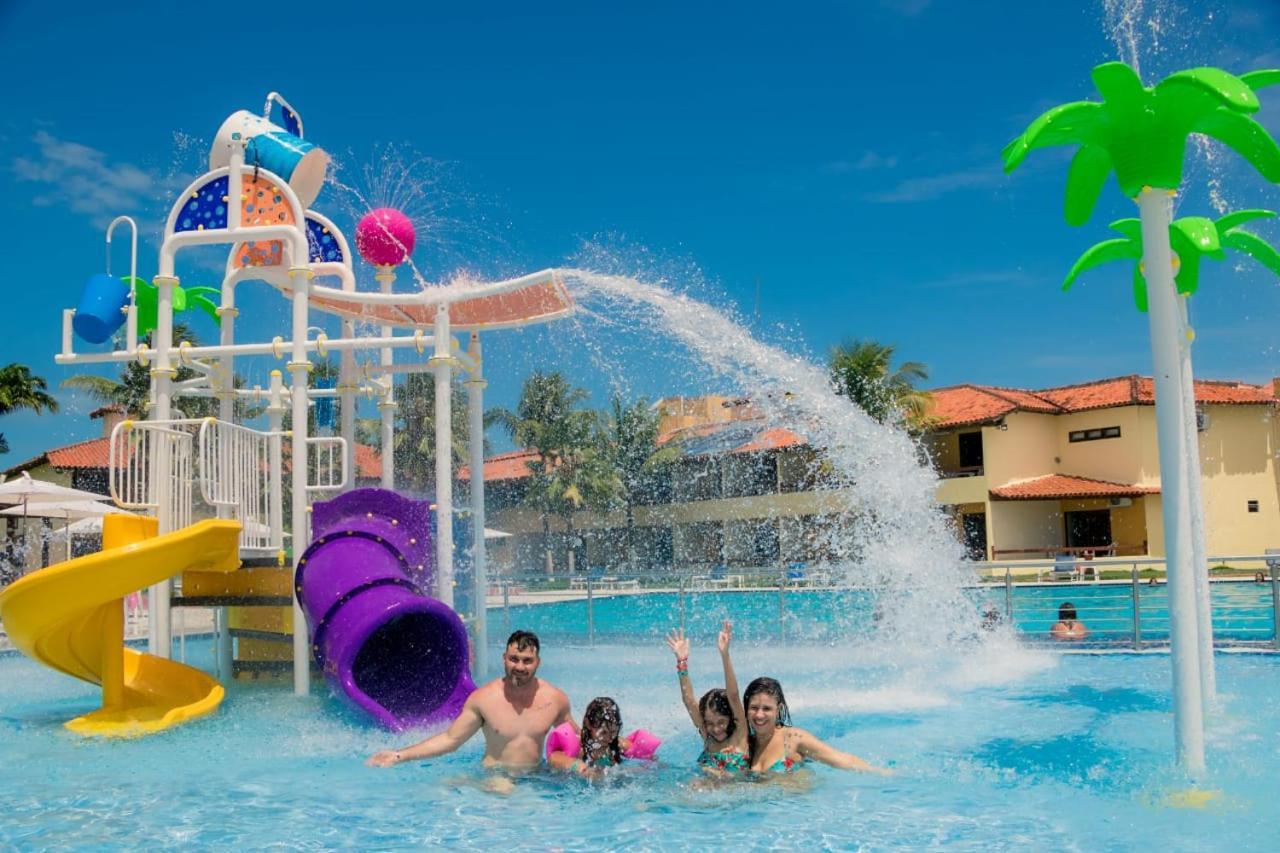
[307,270,574,331]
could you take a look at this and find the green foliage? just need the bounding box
[0,363,59,455]
[1003,62,1280,225]
[828,340,931,427]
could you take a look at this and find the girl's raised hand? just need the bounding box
[665,627,690,659]
[717,620,733,655]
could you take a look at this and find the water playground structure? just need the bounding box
[0,93,574,735]
[0,59,1278,785]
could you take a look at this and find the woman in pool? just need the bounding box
[744,677,890,775]
[665,621,750,775]
[548,696,627,777]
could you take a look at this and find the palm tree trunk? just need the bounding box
[565,515,576,575]
[1175,296,1216,708]
[626,501,637,574]
[543,513,553,576]
[1139,187,1205,773]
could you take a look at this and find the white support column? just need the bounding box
[148,274,178,659]
[431,305,455,608]
[266,371,286,556]
[376,265,397,489]
[287,267,313,696]
[1177,295,1215,708]
[1139,187,1205,773]
[214,287,239,682]
[339,314,357,491]
[465,331,487,677]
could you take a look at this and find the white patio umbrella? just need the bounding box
[0,472,110,516]
[0,498,132,563]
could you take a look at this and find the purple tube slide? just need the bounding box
[296,488,475,729]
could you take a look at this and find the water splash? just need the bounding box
[552,261,982,652]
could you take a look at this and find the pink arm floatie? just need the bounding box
[545,722,581,759]
[622,729,661,760]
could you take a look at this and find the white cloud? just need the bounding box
[866,166,1006,203]
[10,131,157,226]
[823,151,900,174]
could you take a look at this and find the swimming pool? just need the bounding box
[2,632,1277,850]
[487,581,1279,648]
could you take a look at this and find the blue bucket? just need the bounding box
[246,131,328,208]
[73,273,129,344]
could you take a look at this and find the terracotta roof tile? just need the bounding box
[990,473,1160,501]
[929,375,1276,428]
[46,437,113,469]
[459,450,540,483]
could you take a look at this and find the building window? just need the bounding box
[958,431,984,468]
[1248,500,1260,513]
[1068,426,1121,443]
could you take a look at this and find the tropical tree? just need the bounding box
[391,373,483,494]
[0,364,59,455]
[61,323,223,419]
[490,372,597,574]
[829,340,931,427]
[595,396,680,572]
[1063,210,1280,309]
[1003,60,1280,772]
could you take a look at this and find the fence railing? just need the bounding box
[109,419,198,534]
[197,419,280,553]
[474,556,1280,650]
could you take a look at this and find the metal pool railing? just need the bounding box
[475,557,1280,651]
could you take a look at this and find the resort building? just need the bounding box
[465,376,1280,575]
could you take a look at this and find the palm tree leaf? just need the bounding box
[1173,249,1203,297]
[188,295,223,325]
[184,286,221,299]
[1171,217,1222,257]
[1221,229,1280,277]
[1108,218,1142,240]
[1064,144,1113,225]
[1062,238,1140,291]
[1091,61,1147,110]
[1132,265,1149,312]
[58,374,122,402]
[1155,67,1259,113]
[1241,69,1280,92]
[1190,109,1280,182]
[1002,102,1103,172]
[1215,209,1276,233]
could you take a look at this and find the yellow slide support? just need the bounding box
[0,515,241,736]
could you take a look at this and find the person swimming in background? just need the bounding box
[548,697,627,777]
[744,677,891,776]
[665,621,750,776]
[1050,602,1089,640]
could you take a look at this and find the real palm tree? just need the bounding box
[1003,60,1280,771]
[0,364,59,455]
[490,372,596,574]
[1064,210,1280,309]
[829,340,931,427]
[595,396,680,572]
[391,372,485,494]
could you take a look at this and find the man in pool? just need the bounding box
[366,630,575,771]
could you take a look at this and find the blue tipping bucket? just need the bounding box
[73,273,129,344]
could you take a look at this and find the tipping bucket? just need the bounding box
[72,273,129,344]
[209,110,329,208]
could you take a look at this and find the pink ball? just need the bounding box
[355,207,416,266]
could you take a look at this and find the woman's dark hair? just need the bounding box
[743,677,791,766]
[698,688,737,740]
[1058,602,1078,621]
[582,697,623,766]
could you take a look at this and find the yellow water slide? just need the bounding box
[0,515,242,736]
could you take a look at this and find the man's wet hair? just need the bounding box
[698,688,737,740]
[506,630,540,654]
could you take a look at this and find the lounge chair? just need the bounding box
[1050,553,1079,582]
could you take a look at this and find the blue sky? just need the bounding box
[1,0,1279,462]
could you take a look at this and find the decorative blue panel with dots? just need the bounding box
[306,217,344,263]
[174,176,229,233]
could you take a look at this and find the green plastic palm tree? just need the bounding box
[1003,63,1280,225]
[1063,210,1280,309]
[123,277,221,337]
[1004,60,1280,772]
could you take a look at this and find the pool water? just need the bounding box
[2,633,1278,850]
[489,581,1278,648]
